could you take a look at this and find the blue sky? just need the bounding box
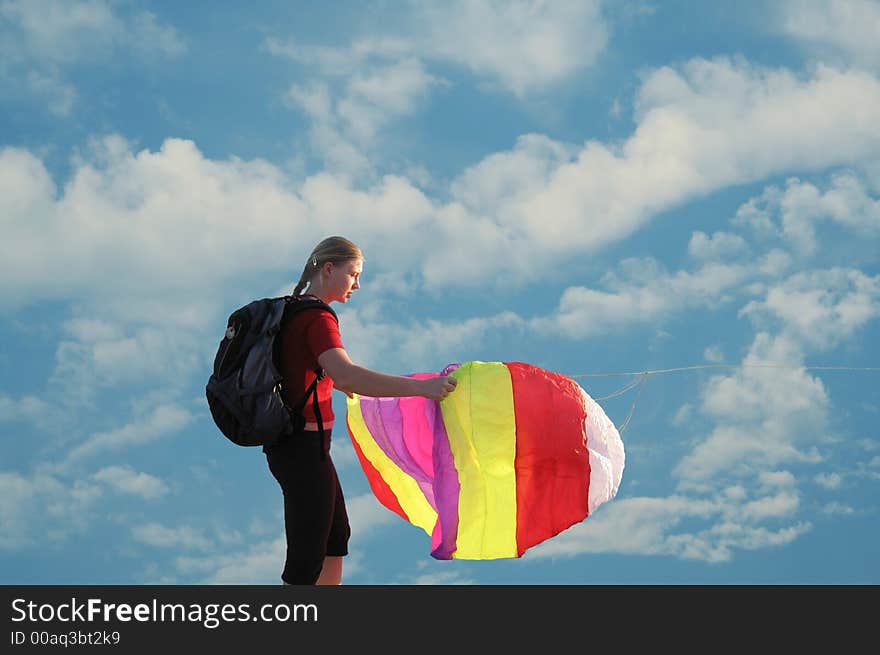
[1,0,878,585]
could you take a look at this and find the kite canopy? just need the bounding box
[345,361,625,560]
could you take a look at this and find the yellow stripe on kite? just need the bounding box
[347,395,437,537]
[442,362,518,559]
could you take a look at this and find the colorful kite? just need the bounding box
[345,361,625,560]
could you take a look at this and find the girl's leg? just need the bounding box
[319,459,349,586]
[267,433,333,585]
[316,556,343,585]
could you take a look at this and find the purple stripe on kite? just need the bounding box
[357,397,398,462]
[381,396,437,507]
[360,396,436,507]
[426,394,460,560]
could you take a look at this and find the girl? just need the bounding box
[265,236,457,585]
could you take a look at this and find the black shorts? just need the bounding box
[265,429,350,585]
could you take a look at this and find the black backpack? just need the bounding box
[206,295,338,447]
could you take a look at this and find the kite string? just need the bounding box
[569,363,880,435]
[570,363,880,378]
[593,375,645,401]
[617,373,648,434]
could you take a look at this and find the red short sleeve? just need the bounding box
[303,311,344,360]
[278,308,344,425]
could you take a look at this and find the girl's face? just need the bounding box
[326,258,362,303]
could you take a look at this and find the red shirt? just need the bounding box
[278,307,343,424]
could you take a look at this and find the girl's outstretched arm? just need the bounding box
[318,348,457,401]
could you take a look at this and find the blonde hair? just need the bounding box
[293,236,363,297]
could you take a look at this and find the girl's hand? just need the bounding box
[421,375,458,401]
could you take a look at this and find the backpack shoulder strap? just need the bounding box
[282,295,338,324]
[277,296,338,447]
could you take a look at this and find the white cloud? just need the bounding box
[264,35,413,76]
[338,305,524,373]
[0,0,184,62]
[1,0,122,62]
[0,472,45,549]
[127,9,185,59]
[265,1,606,173]
[299,172,434,252]
[814,472,842,489]
[132,522,212,551]
[0,393,53,429]
[594,218,880,562]
[272,37,440,175]
[675,333,829,486]
[530,495,718,558]
[0,137,332,405]
[92,465,169,500]
[417,0,608,96]
[758,249,795,279]
[734,174,880,255]
[25,70,77,116]
[703,346,724,363]
[779,0,880,70]
[688,231,749,261]
[168,535,286,584]
[64,318,123,343]
[285,57,440,155]
[267,1,607,99]
[0,137,521,400]
[4,58,878,312]
[67,403,194,462]
[531,257,752,339]
[344,492,401,538]
[526,486,811,562]
[407,569,478,585]
[433,59,880,282]
[50,320,206,406]
[0,0,184,115]
[449,133,576,216]
[2,57,878,426]
[739,490,800,521]
[284,81,332,117]
[758,470,797,489]
[339,58,439,140]
[528,493,811,563]
[821,501,855,515]
[298,123,374,181]
[328,439,360,471]
[203,543,286,584]
[0,145,56,226]
[0,138,311,314]
[2,428,186,554]
[672,403,693,427]
[740,268,880,350]
[148,491,399,583]
[690,520,812,559]
[0,469,103,549]
[179,533,361,584]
